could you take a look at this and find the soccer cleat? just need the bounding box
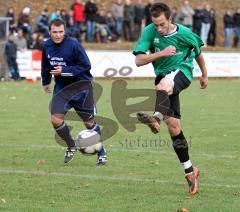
[137,112,161,134]
[96,147,107,166]
[96,155,107,166]
[185,167,199,196]
[64,147,76,163]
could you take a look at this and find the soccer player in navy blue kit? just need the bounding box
[41,18,107,165]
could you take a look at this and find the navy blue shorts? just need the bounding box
[50,81,95,121]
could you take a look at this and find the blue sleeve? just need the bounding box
[41,48,52,86]
[61,42,91,76]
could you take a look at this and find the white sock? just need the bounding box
[182,160,192,170]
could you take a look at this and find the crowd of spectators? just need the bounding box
[1,0,240,81]
[3,0,240,47]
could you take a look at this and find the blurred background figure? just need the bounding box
[3,33,20,81]
[112,0,124,37]
[14,28,27,51]
[180,0,194,28]
[233,8,240,48]
[71,0,85,41]
[18,7,33,38]
[171,6,181,24]
[134,0,144,40]
[207,8,216,46]
[85,0,98,42]
[123,0,135,41]
[144,0,154,26]
[193,5,203,36]
[200,3,211,45]
[223,10,234,47]
[5,7,17,34]
[35,9,49,38]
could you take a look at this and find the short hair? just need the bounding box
[150,3,171,19]
[49,18,66,31]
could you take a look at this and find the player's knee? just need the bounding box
[51,116,63,128]
[168,125,181,137]
[155,79,172,93]
[85,120,95,129]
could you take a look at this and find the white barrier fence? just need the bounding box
[17,50,240,79]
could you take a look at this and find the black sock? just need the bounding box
[171,131,193,174]
[55,122,75,148]
[155,90,173,117]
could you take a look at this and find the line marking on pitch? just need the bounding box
[0,168,239,189]
[0,144,238,159]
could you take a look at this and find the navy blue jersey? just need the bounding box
[41,35,92,89]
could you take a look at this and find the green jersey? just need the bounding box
[133,23,204,81]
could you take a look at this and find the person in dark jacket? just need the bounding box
[200,4,211,45]
[5,7,17,33]
[233,8,240,48]
[85,0,98,42]
[192,5,203,36]
[123,0,135,41]
[144,0,154,26]
[41,18,107,165]
[3,33,20,81]
[223,10,234,47]
[207,8,216,46]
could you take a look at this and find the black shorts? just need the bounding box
[155,70,191,119]
[50,81,96,122]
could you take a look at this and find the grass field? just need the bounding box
[0,79,240,212]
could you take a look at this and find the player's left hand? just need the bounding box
[50,66,62,76]
[199,76,208,89]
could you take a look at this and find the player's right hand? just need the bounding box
[43,85,52,93]
[162,45,176,57]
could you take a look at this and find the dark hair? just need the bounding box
[49,18,65,31]
[150,3,171,19]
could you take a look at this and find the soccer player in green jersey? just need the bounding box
[133,2,208,196]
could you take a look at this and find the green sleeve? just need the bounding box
[133,27,153,55]
[183,30,204,56]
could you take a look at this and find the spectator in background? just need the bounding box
[5,7,17,33]
[95,10,109,43]
[14,28,27,51]
[35,9,49,38]
[144,0,154,26]
[27,32,44,50]
[123,0,135,41]
[106,11,120,40]
[71,0,85,40]
[200,4,211,45]
[3,33,20,81]
[207,8,216,46]
[233,8,240,48]
[27,32,38,49]
[112,0,124,37]
[85,0,98,42]
[134,0,145,40]
[18,7,33,38]
[49,9,61,22]
[180,0,194,28]
[223,10,234,47]
[193,5,203,36]
[171,6,181,24]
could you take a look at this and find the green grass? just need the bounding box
[0,79,240,212]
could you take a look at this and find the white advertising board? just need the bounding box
[18,50,240,78]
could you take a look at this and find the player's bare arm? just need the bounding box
[195,54,208,89]
[135,45,176,67]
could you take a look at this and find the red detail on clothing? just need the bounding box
[72,3,85,23]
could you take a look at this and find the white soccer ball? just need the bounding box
[75,130,102,155]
